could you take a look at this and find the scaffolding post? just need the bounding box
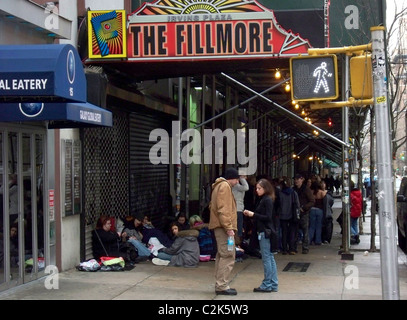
[175,77,183,216]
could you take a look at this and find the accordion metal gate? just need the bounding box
[83,109,172,259]
[129,112,171,231]
[83,108,129,260]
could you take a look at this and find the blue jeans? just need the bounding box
[128,238,151,257]
[258,232,278,290]
[309,207,323,244]
[350,217,359,236]
[156,251,173,260]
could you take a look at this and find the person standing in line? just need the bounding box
[350,180,362,244]
[232,174,249,244]
[334,176,342,195]
[293,173,315,254]
[270,178,282,253]
[242,175,261,258]
[209,167,239,296]
[320,179,334,244]
[243,178,278,293]
[309,181,326,245]
[244,175,257,212]
[277,177,299,255]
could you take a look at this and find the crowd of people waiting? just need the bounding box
[91,171,347,268]
[92,210,217,268]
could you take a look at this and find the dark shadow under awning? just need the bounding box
[0,101,112,128]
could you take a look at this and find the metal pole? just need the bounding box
[371,26,400,300]
[211,75,216,181]
[199,75,206,214]
[341,54,351,258]
[370,107,377,252]
[185,76,190,218]
[176,77,183,216]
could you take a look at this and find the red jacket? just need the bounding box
[350,188,362,218]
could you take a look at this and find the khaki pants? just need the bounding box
[214,228,236,291]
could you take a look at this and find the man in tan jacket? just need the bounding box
[209,167,239,295]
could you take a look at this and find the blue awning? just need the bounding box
[0,102,112,128]
[0,44,113,128]
[0,44,88,101]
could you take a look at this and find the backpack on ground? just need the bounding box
[119,241,139,263]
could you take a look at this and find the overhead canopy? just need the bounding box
[0,44,112,128]
[81,3,343,163]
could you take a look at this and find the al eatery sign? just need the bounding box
[125,0,311,61]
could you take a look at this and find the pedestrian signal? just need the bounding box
[290,54,339,102]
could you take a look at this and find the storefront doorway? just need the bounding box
[0,124,47,289]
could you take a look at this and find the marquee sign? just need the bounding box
[87,0,311,62]
[127,0,311,61]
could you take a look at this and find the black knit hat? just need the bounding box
[294,173,305,179]
[224,167,239,180]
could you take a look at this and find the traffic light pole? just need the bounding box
[341,54,351,259]
[371,26,399,300]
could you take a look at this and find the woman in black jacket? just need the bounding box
[244,178,279,293]
[92,215,122,260]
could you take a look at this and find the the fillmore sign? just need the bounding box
[129,19,277,57]
[125,0,311,61]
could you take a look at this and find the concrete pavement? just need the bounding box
[1,197,407,301]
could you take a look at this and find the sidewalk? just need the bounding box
[1,197,407,300]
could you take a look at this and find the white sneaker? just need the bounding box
[152,258,170,266]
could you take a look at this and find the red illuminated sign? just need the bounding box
[126,0,311,62]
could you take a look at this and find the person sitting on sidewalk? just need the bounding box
[189,214,216,259]
[140,215,173,248]
[152,222,200,267]
[176,212,190,231]
[92,215,124,260]
[143,214,154,228]
[122,215,154,261]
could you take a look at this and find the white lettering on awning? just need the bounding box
[79,110,102,123]
[0,78,48,91]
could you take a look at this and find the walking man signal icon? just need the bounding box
[290,54,338,102]
[313,62,332,94]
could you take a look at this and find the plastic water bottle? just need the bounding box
[227,235,234,251]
